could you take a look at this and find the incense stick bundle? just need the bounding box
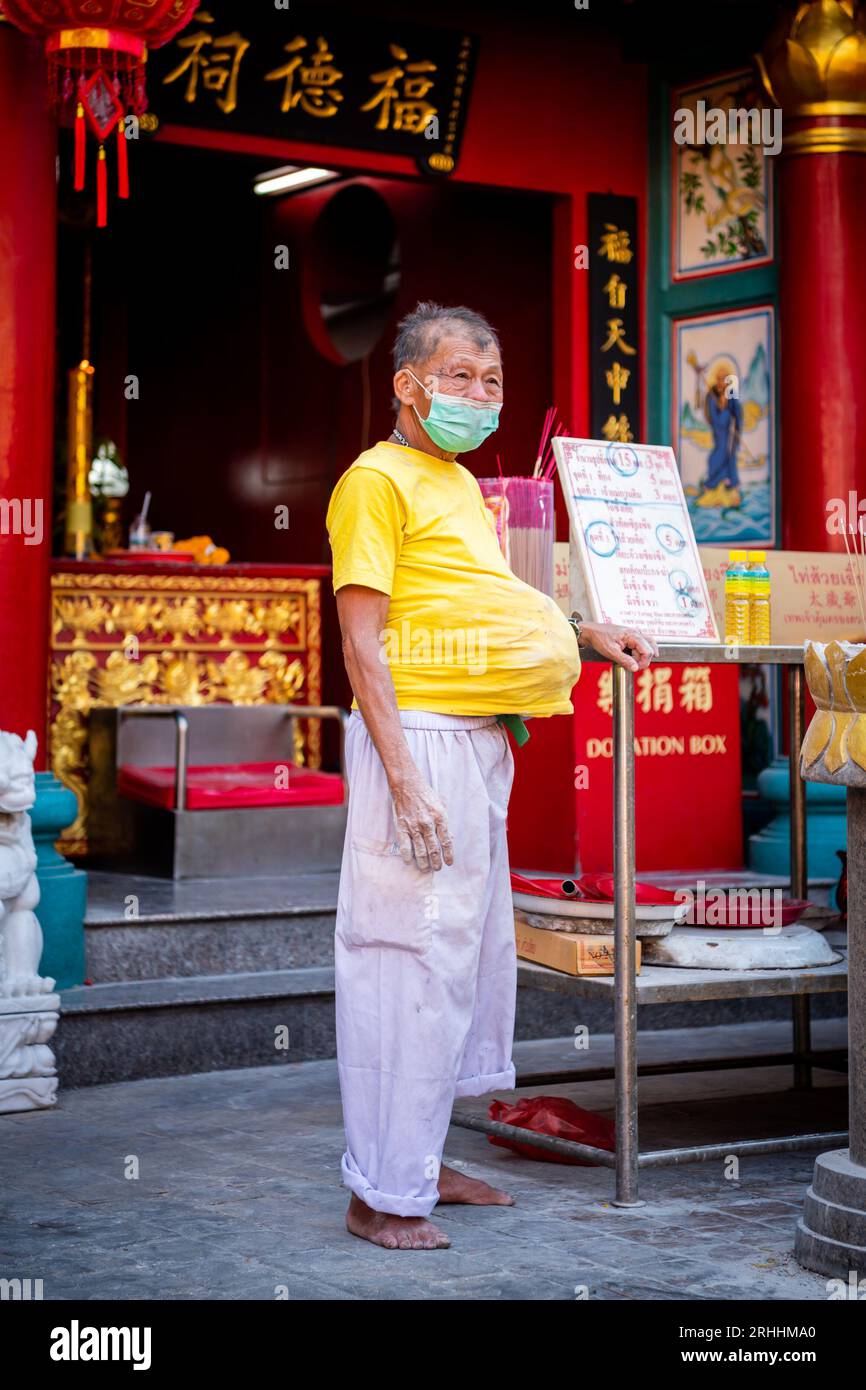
[533,408,556,477]
[478,475,555,596]
[843,515,866,638]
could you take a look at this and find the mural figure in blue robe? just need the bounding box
[698,361,742,508]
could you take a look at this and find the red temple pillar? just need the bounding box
[759,4,866,553]
[0,24,57,759]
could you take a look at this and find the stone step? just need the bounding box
[56,966,337,1088]
[55,955,849,1091]
[58,869,847,1091]
[83,870,340,981]
[85,907,337,981]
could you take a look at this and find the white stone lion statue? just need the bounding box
[0,730,54,997]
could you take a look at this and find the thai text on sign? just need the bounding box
[555,437,719,641]
[700,547,866,643]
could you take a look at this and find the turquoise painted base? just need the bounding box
[31,772,87,989]
[748,757,847,886]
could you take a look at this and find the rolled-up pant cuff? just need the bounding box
[453,1063,516,1098]
[341,1152,439,1218]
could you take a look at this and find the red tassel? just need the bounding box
[97,145,107,227]
[116,117,129,199]
[74,101,86,191]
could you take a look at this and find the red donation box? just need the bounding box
[505,659,742,873]
[573,659,742,873]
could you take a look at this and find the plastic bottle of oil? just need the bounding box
[724,550,750,645]
[748,550,771,645]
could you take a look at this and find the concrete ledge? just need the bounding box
[59,966,336,1013]
[54,970,337,1087]
[85,914,337,981]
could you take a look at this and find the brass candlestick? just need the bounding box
[65,359,95,558]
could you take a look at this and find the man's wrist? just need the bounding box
[570,612,589,648]
[387,760,422,795]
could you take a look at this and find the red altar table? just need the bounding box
[48,559,328,856]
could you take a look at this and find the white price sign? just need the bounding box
[554,437,720,642]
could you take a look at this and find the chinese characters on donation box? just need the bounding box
[555,438,719,642]
[559,638,742,872]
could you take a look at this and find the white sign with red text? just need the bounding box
[554,437,720,642]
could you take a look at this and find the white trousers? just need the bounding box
[335,708,517,1217]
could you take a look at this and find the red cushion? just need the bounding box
[118,761,345,811]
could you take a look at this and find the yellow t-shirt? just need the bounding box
[325,441,580,716]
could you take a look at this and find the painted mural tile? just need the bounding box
[672,70,774,281]
[673,305,775,546]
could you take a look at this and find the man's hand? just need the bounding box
[578,620,658,672]
[390,768,454,872]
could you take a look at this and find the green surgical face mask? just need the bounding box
[408,370,502,453]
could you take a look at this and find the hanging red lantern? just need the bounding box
[1,1,200,226]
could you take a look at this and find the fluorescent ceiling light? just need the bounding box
[253,165,338,196]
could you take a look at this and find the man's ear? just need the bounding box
[393,368,417,407]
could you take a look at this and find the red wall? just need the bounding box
[0,28,56,757]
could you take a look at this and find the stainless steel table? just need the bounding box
[451,644,849,1202]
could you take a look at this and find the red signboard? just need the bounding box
[572,660,742,873]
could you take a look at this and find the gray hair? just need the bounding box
[391,301,501,412]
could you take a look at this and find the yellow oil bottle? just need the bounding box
[724,550,750,644]
[748,550,771,645]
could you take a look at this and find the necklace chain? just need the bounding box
[391,427,411,448]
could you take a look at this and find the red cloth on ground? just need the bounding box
[488,1095,616,1166]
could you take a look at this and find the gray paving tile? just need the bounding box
[2,1025,849,1301]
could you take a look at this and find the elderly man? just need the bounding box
[326,301,657,1251]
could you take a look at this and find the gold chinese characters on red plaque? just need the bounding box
[148,4,477,178]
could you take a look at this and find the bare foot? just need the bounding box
[436,1163,515,1206]
[346,1194,451,1249]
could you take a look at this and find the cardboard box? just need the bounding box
[515,911,641,976]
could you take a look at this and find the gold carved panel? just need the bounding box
[48,570,323,854]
